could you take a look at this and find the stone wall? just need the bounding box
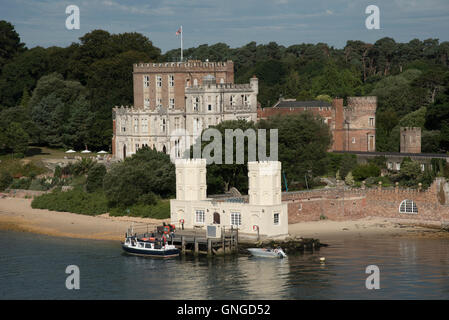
[284,178,449,224]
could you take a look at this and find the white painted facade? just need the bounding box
[170,159,289,239]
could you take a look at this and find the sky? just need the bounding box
[2,0,449,53]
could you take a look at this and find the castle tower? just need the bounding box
[400,127,421,153]
[248,161,282,206]
[175,159,207,201]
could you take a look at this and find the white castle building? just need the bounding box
[112,60,258,160]
[170,159,289,239]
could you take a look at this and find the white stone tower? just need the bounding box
[248,161,282,206]
[175,159,207,201]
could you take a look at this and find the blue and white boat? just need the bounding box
[122,236,179,258]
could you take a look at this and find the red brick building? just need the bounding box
[257,96,377,152]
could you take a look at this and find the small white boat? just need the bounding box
[247,247,287,259]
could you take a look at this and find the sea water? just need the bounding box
[1,230,449,299]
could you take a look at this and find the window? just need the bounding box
[220,78,224,84]
[157,98,162,108]
[230,212,241,226]
[143,75,150,88]
[122,126,126,132]
[193,97,199,111]
[208,104,212,111]
[369,117,375,126]
[274,213,280,225]
[230,95,235,106]
[134,118,139,133]
[193,78,198,86]
[174,117,180,130]
[195,210,205,223]
[174,139,181,158]
[157,75,162,87]
[169,98,175,109]
[142,118,148,133]
[169,75,174,87]
[387,162,393,170]
[399,200,418,214]
[396,162,401,170]
[352,137,356,144]
[144,98,150,108]
[421,163,425,172]
[161,119,166,133]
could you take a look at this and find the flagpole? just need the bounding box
[180,25,183,62]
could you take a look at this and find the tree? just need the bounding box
[5,122,29,155]
[0,171,13,191]
[260,113,332,187]
[352,164,381,181]
[103,147,175,207]
[192,120,257,194]
[0,20,26,68]
[86,163,107,193]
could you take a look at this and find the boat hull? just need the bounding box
[247,248,286,258]
[122,244,179,258]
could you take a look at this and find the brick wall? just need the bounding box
[284,178,449,224]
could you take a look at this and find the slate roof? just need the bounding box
[274,100,332,108]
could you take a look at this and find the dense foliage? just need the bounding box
[192,114,332,193]
[1,20,449,155]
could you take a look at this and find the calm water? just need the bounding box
[1,230,449,299]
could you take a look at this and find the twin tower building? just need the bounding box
[170,159,288,238]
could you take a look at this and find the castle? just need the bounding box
[258,96,377,152]
[112,60,377,159]
[112,60,258,160]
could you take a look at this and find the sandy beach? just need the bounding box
[0,197,447,242]
[0,197,169,241]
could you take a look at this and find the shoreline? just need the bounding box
[1,197,448,242]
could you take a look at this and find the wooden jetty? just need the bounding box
[127,223,239,256]
[171,227,239,256]
[126,223,326,257]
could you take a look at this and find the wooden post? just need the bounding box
[207,238,212,256]
[222,227,225,254]
[181,236,185,254]
[235,228,238,252]
[194,237,199,256]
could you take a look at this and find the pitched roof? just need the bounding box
[274,100,332,108]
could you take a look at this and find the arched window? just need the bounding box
[399,199,418,214]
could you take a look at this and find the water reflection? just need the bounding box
[1,230,449,299]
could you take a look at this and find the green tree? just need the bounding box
[0,20,26,68]
[5,122,29,155]
[103,147,175,207]
[86,163,107,193]
[0,171,13,191]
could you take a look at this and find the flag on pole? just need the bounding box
[176,26,183,61]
